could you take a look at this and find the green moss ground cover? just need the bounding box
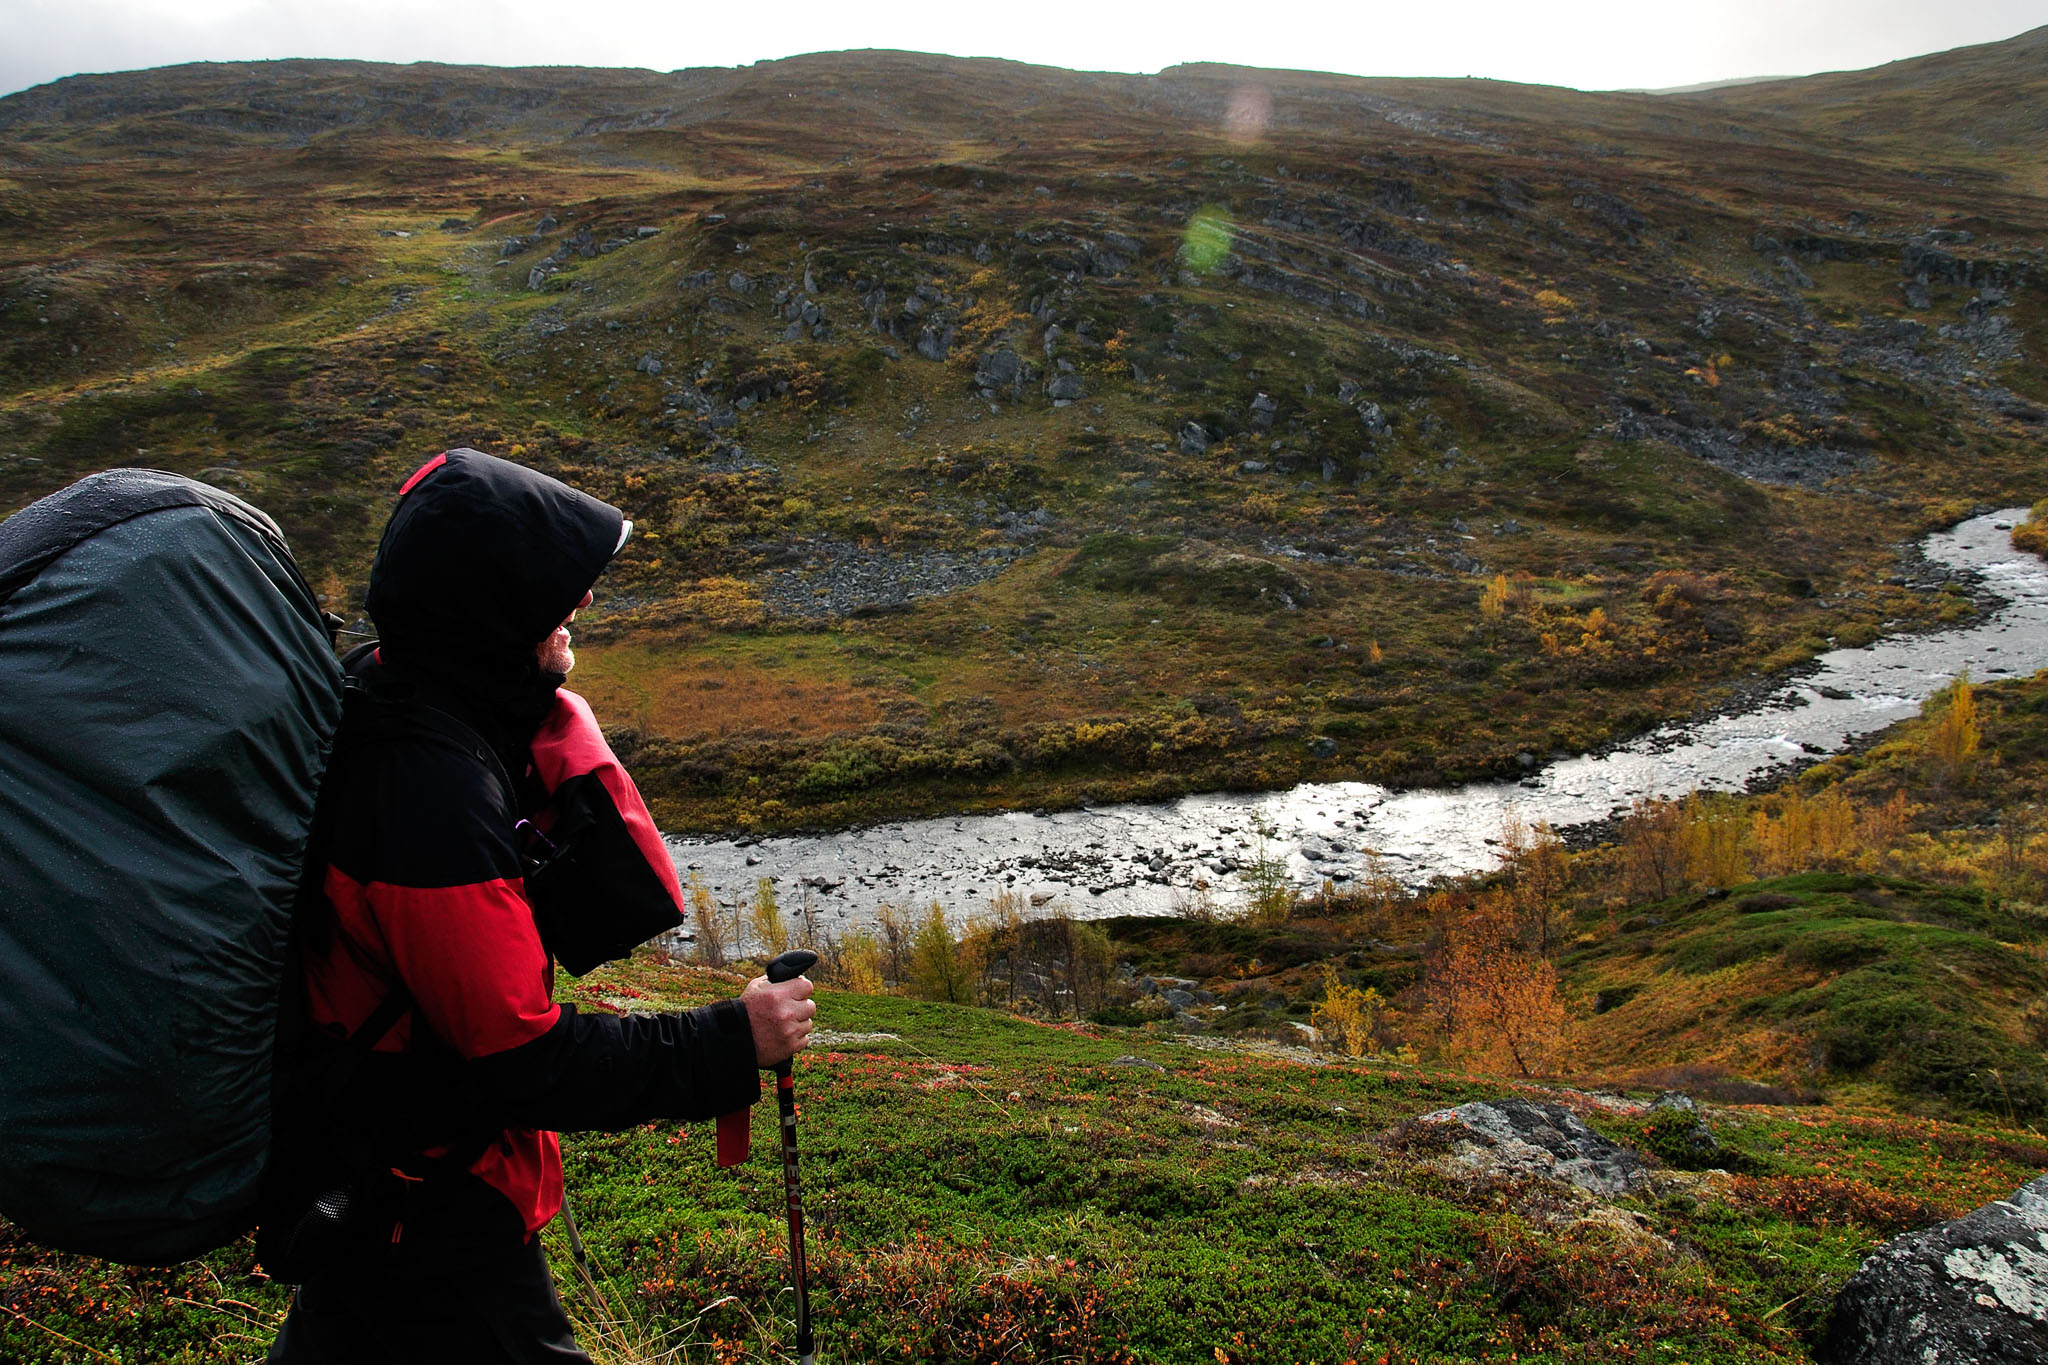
[1564,873,2048,1118]
[5,955,2044,1364]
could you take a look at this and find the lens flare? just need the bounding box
[1181,205,1235,274]
[1225,84,1272,143]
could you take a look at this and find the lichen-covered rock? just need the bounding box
[1417,1099,1651,1197]
[1819,1174,2048,1364]
[1045,372,1085,403]
[973,347,1026,398]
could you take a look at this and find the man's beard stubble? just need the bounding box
[538,630,574,676]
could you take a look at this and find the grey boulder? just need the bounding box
[1819,1174,2048,1364]
[1417,1099,1651,1197]
[974,348,1028,398]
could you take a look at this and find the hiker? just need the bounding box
[263,449,815,1363]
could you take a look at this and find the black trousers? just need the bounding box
[266,1231,592,1365]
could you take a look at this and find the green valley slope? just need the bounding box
[0,36,2043,829]
[7,954,2048,1364]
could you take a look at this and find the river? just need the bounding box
[667,508,2043,938]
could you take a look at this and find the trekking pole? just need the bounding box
[767,948,819,1365]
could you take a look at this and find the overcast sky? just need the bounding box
[3,0,2044,99]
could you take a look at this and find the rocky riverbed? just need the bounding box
[669,509,2047,943]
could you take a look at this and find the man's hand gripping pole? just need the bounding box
[770,950,818,1364]
[715,950,819,1364]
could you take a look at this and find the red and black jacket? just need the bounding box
[294,450,758,1252]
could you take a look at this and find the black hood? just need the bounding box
[366,450,622,748]
[369,449,622,669]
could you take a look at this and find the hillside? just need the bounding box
[1683,25,2048,195]
[7,660,2048,1361]
[1,38,2044,831]
[6,951,2045,1364]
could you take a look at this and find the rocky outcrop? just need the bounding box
[1610,409,1868,489]
[973,348,1031,401]
[1819,1174,2048,1364]
[1573,191,1646,236]
[761,541,1030,619]
[1083,231,1143,275]
[1215,255,1381,320]
[1417,1099,1651,1197]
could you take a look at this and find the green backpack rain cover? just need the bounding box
[0,469,344,1264]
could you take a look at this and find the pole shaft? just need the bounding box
[765,948,820,1359]
[777,1062,814,1358]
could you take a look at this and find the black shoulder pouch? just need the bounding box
[522,773,685,976]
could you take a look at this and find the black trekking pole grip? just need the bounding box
[765,947,817,1363]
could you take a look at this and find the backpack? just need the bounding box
[0,468,345,1264]
[0,467,690,1268]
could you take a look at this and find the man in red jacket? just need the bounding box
[265,449,814,1363]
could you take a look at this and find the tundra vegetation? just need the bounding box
[2,36,2046,829]
[11,657,2048,1362]
[5,28,2048,1365]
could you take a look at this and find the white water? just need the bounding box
[669,509,2043,935]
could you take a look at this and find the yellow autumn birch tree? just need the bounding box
[1428,891,1571,1077]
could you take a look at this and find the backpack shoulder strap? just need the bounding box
[343,685,520,815]
[346,984,414,1052]
[286,673,517,1068]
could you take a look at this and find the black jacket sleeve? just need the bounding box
[469,999,760,1133]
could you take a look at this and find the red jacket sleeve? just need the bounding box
[530,688,684,911]
[367,877,561,1059]
[321,694,757,1130]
